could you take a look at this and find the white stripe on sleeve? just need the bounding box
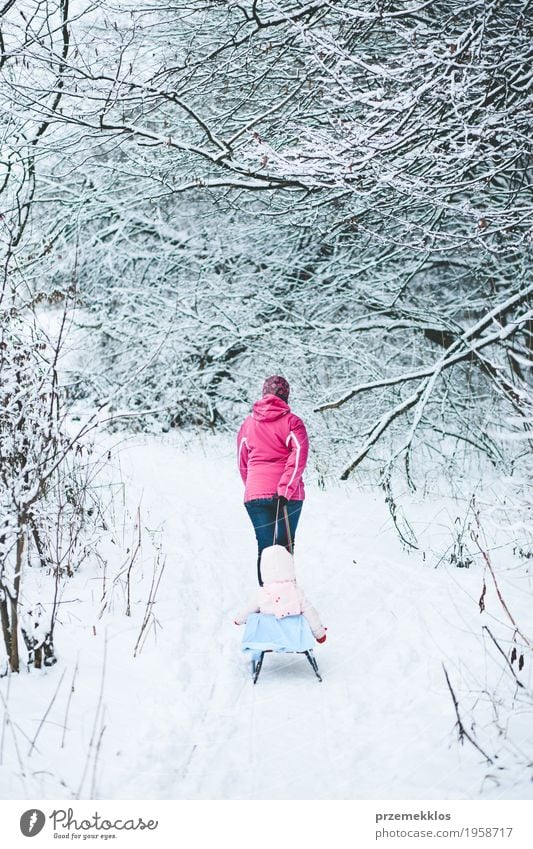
[239,437,248,457]
[284,431,301,498]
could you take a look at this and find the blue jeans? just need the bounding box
[245,497,303,585]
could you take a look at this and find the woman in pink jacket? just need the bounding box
[237,375,309,586]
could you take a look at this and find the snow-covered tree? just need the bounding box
[0,1,96,671]
[1,0,530,478]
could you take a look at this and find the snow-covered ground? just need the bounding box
[1,432,532,800]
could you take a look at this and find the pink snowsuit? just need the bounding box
[237,395,309,502]
[235,545,326,640]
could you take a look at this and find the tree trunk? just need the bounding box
[0,590,12,661]
[8,530,25,673]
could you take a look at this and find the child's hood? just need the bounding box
[260,544,296,584]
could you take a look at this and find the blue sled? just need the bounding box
[242,613,322,684]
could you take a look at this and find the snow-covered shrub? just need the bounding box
[0,307,97,673]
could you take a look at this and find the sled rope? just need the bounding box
[273,499,293,554]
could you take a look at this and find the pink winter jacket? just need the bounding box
[235,545,326,640]
[237,395,309,502]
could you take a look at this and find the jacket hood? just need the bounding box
[252,395,290,422]
[260,545,296,583]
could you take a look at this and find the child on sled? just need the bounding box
[235,544,327,643]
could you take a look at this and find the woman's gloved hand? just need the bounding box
[277,495,288,507]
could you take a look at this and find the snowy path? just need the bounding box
[1,433,532,800]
